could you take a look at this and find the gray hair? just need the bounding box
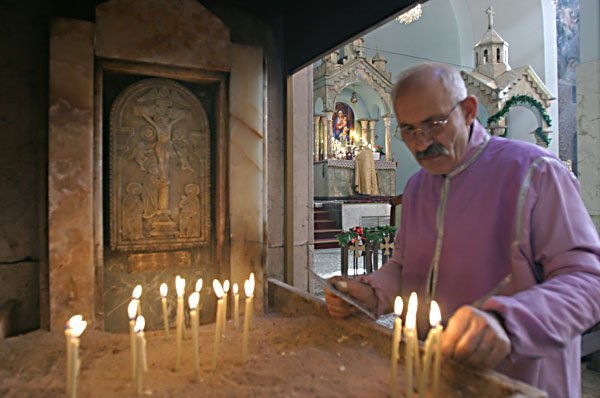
[391,62,467,104]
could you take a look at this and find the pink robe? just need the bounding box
[363,121,600,398]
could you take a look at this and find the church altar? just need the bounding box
[314,159,396,197]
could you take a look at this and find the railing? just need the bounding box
[340,234,394,277]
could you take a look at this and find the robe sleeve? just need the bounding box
[359,188,410,316]
[482,157,600,360]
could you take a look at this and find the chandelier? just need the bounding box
[396,4,423,24]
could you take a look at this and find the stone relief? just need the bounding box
[110,78,211,251]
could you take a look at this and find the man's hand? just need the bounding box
[324,276,377,318]
[441,305,511,369]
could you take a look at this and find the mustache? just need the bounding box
[416,144,449,160]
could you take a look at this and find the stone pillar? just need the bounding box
[48,18,96,330]
[320,116,329,160]
[368,119,377,147]
[324,111,334,159]
[383,116,393,161]
[359,119,369,142]
[313,115,321,161]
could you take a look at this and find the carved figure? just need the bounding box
[122,182,144,240]
[179,184,201,237]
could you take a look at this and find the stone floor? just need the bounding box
[313,248,600,397]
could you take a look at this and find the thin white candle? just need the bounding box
[233,283,240,330]
[195,278,203,326]
[189,292,200,381]
[67,315,87,398]
[390,296,403,398]
[222,280,230,330]
[405,292,418,398]
[431,301,443,397]
[242,278,255,362]
[65,315,82,397]
[419,300,442,398]
[128,300,138,381]
[175,275,186,370]
[212,279,224,369]
[132,284,142,316]
[134,316,146,396]
[160,283,169,339]
[248,273,255,330]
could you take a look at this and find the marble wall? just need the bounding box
[229,44,266,313]
[46,0,280,331]
[576,60,600,230]
[48,18,96,330]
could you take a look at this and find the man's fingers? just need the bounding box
[442,305,511,369]
[441,306,471,358]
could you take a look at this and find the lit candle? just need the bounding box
[419,300,442,397]
[242,277,255,362]
[222,280,230,330]
[66,315,87,398]
[132,284,142,316]
[232,283,240,330]
[158,283,169,339]
[405,292,418,398]
[175,275,186,370]
[134,315,147,396]
[64,315,82,397]
[195,278,203,327]
[432,301,443,397]
[128,300,138,381]
[212,279,224,369]
[390,296,403,398]
[189,292,200,381]
[248,273,255,330]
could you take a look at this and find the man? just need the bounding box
[325,62,600,398]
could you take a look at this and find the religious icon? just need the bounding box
[333,102,355,143]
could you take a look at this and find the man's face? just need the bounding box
[394,82,471,175]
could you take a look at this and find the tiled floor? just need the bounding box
[313,248,600,397]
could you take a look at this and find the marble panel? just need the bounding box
[95,0,230,72]
[576,60,600,220]
[230,44,264,244]
[48,18,95,330]
[229,44,265,311]
[341,203,391,231]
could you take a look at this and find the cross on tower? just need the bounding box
[486,6,495,30]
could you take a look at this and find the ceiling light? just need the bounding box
[396,4,423,24]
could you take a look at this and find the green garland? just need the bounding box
[486,94,552,146]
[335,225,397,247]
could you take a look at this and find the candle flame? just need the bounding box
[223,280,230,293]
[127,300,138,320]
[188,291,200,310]
[249,272,255,282]
[67,314,83,330]
[160,282,168,297]
[233,283,239,295]
[134,315,145,333]
[175,275,186,297]
[429,300,442,327]
[132,285,142,300]
[195,278,203,292]
[70,316,87,337]
[213,279,224,299]
[394,296,403,316]
[406,292,418,329]
[244,278,255,298]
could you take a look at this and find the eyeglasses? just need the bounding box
[398,101,462,142]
